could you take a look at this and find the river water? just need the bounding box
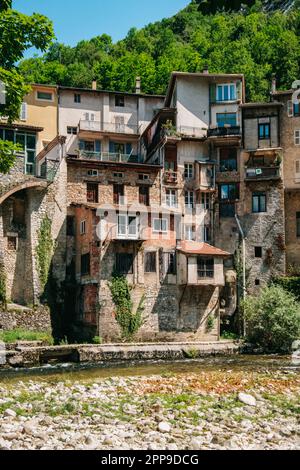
[0,355,299,384]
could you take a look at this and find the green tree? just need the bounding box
[243,285,300,353]
[0,0,54,173]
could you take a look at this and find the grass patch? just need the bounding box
[0,329,53,344]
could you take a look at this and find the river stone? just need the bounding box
[4,409,16,418]
[158,422,171,433]
[238,393,257,407]
[291,340,300,351]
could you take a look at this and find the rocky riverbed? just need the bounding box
[0,365,299,450]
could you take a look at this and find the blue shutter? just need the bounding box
[79,140,85,150]
[95,140,101,152]
[109,141,115,153]
[126,143,132,155]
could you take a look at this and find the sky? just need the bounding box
[15,0,191,56]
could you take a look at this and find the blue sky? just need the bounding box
[15,0,190,56]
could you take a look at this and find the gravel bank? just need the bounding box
[0,367,299,450]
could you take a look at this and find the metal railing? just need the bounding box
[245,166,281,180]
[207,126,241,137]
[79,120,139,135]
[77,150,140,164]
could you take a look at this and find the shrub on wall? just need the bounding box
[109,274,144,340]
[36,216,54,292]
[273,277,300,301]
[242,285,300,353]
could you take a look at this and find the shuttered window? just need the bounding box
[115,253,133,275]
[81,253,90,276]
[20,102,27,120]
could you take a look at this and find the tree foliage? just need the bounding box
[243,285,300,352]
[0,0,54,173]
[17,1,300,100]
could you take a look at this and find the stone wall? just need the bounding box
[0,305,51,332]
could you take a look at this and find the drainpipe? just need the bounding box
[235,214,247,337]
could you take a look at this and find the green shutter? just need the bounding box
[209,84,216,103]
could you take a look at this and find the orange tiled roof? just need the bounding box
[177,241,231,257]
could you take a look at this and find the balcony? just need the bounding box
[79,120,139,135]
[245,166,281,181]
[75,150,141,164]
[207,126,241,138]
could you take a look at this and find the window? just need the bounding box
[84,113,95,121]
[87,169,99,177]
[204,225,210,243]
[115,116,125,132]
[289,100,300,117]
[252,192,266,213]
[87,183,99,203]
[255,279,260,286]
[184,163,194,179]
[185,225,196,241]
[217,84,236,102]
[219,148,237,172]
[294,130,300,145]
[164,252,176,275]
[37,91,53,101]
[138,174,150,181]
[201,193,210,210]
[255,246,263,258]
[81,253,90,276]
[117,215,137,238]
[67,216,75,236]
[145,252,156,273]
[297,213,300,238]
[216,113,237,127]
[294,103,300,116]
[74,94,81,103]
[113,172,124,178]
[185,191,194,209]
[115,95,125,107]
[20,102,27,121]
[115,253,133,275]
[219,183,239,201]
[197,258,214,279]
[153,218,168,233]
[7,236,17,251]
[219,203,235,218]
[139,186,150,206]
[113,184,124,205]
[0,129,37,175]
[258,123,270,140]
[80,220,86,235]
[166,189,177,208]
[67,127,77,135]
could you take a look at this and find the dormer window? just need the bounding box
[217,83,236,102]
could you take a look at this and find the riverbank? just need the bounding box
[0,358,299,450]
[0,340,240,369]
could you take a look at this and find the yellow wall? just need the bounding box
[18,85,58,154]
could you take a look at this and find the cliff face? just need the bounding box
[263,1,295,12]
[196,0,296,14]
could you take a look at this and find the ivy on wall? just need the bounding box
[0,262,7,308]
[36,215,54,292]
[109,274,144,340]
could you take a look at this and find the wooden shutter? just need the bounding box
[209,84,216,103]
[20,102,27,120]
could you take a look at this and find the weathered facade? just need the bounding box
[0,73,296,343]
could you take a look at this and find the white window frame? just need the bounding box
[185,191,195,209]
[80,220,86,235]
[67,126,78,135]
[153,218,168,233]
[117,214,138,239]
[19,102,27,121]
[216,83,237,102]
[185,224,196,241]
[295,160,300,182]
[36,90,54,102]
[201,193,210,210]
[138,174,150,181]
[84,113,95,121]
[184,163,194,179]
[295,130,300,146]
[166,189,177,208]
[87,169,99,177]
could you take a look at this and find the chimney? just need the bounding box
[135,76,141,94]
[92,79,97,91]
[203,65,209,75]
[271,75,277,94]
